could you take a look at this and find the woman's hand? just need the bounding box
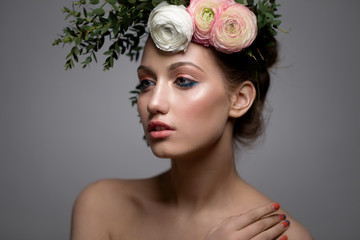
[204,203,289,240]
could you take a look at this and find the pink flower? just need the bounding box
[187,0,232,46]
[210,3,257,53]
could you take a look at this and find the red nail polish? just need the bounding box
[279,214,286,220]
[279,235,288,240]
[272,203,280,210]
[281,220,290,228]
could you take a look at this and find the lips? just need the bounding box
[147,121,174,139]
[148,121,174,132]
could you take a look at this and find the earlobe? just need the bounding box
[229,81,256,118]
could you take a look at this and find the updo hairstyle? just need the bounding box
[210,35,278,145]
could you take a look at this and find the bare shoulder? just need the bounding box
[70,178,154,240]
[284,217,313,240]
[238,179,313,239]
[72,178,140,213]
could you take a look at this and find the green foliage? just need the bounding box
[236,0,282,64]
[54,0,151,70]
[53,0,192,70]
[255,0,282,35]
[54,0,281,71]
[129,85,141,106]
[236,0,282,36]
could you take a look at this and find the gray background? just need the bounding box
[1,0,359,239]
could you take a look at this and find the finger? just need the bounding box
[277,235,288,240]
[251,219,290,240]
[227,202,281,230]
[235,214,287,239]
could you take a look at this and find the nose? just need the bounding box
[147,81,169,115]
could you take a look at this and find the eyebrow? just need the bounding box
[168,61,204,72]
[137,61,205,75]
[137,65,156,76]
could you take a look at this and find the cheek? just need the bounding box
[137,97,149,127]
[137,97,145,115]
[175,85,230,136]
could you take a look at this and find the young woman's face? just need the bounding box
[137,39,233,158]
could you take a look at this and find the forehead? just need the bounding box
[140,38,220,73]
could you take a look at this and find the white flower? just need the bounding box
[148,2,194,53]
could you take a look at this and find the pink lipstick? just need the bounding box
[147,121,174,139]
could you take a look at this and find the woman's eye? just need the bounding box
[139,79,155,90]
[174,77,198,88]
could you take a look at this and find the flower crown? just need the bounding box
[149,0,257,54]
[53,0,282,71]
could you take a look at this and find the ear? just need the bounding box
[228,81,256,118]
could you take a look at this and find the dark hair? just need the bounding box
[210,35,278,145]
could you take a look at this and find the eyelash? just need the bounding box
[139,77,198,91]
[139,79,155,91]
[174,77,199,88]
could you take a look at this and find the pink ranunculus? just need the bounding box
[187,0,232,46]
[210,3,257,53]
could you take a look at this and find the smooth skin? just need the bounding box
[70,39,312,240]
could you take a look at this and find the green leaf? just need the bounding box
[93,8,105,16]
[110,56,114,67]
[83,8,88,18]
[80,25,90,31]
[65,13,73,20]
[113,51,118,60]
[101,26,110,35]
[89,0,100,4]
[86,44,95,51]
[92,51,98,63]
[66,52,72,59]
[70,59,75,67]
[272,20,281,27]
[82,56,92,65]
[113,22,120,36]
[75,38,82,45]
[53,38,61,46]
[73,53,79,62]
[265,12,274,21]
[62,7,70,13]
[106,0,117,4]
[72,46,79,55]
[136,2,150,10]
[98,37,105,49]
[114,42,120,53]
[76,18,85,24]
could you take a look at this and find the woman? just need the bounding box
[60,1,312,239]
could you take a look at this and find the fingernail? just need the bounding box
[281,220,290,228]
[272,203,280,210]
[279,214,286,220]
[279,236,288,240]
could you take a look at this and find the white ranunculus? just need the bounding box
[147,2,194,53]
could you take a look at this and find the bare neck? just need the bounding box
[159,126,242,212]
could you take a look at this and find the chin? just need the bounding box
[149,141,212,160]
[149,144,176,159]
[148,141,189,159]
